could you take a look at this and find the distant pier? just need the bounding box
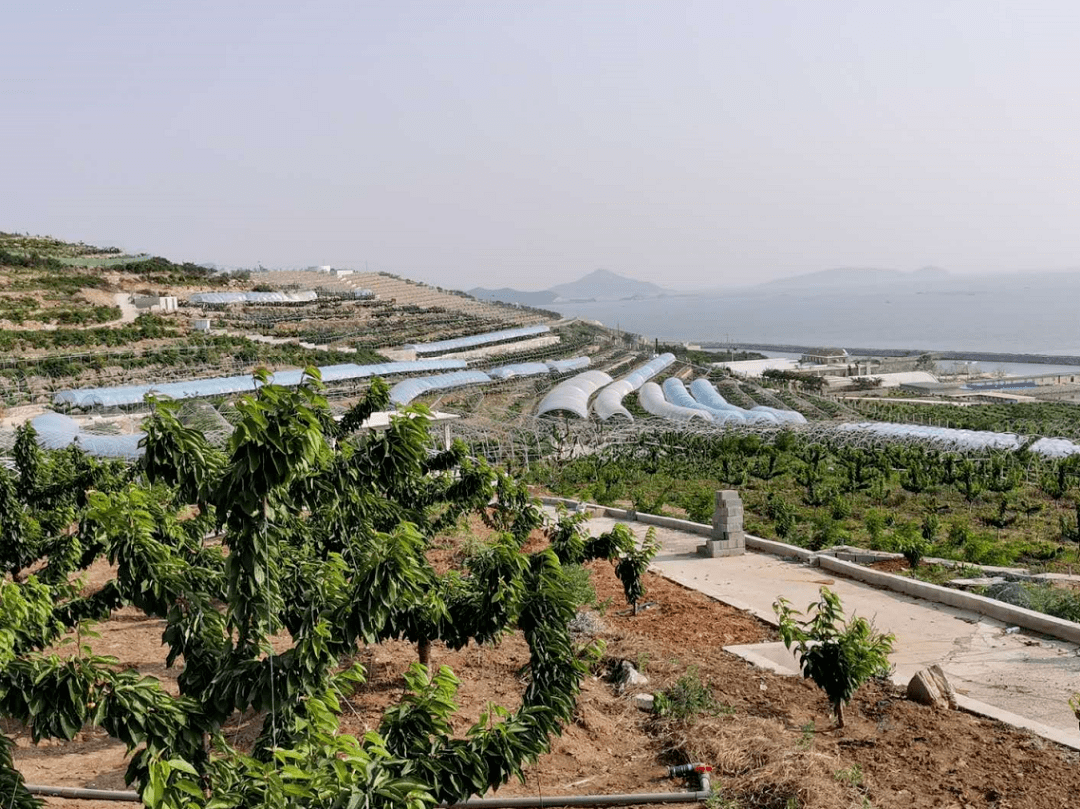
[701,342,1080,368]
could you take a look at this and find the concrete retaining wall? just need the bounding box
[538,495,1080,645]
[817,556,1080,644]
[635,511,714,537]
[745,535,817,563]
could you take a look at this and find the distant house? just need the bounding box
[133,295,178,313]
[801,347,849,365]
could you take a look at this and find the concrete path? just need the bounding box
[113,292,138,324]
[551,509,1080,745]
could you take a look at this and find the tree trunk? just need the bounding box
[418,638,431,669]
[835,701,845,729]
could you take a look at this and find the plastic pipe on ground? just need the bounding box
[25,785,140,802]
[25,767,713,807]
[25,785,712,807]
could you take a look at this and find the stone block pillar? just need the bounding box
[698,490,746,558]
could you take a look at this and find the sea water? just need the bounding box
[549,277,1080,359]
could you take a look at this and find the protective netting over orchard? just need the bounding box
[390,358,593,406]
[188,291,320,305]
[390,371,494,406]
[31,412,145,459]
[406,325,551,355]
[835,422,1080,458]
[452,412,1080,471]
[52,359,471,409]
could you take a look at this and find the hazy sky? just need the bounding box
[3,2,1079,290]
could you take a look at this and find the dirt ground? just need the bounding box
[10,529,1080,809]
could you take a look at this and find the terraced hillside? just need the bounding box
[0,234,572,408]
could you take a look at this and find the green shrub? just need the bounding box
[947,519,973,548]
[830,494,853,521]
[653,668,731,720]
[962,533,1020,567]
[766,495,798,540]
[894,524,929,570]
[1028,586,1080,623]
[682,487,714,525]
[808,515,846,552]
[562,564,598,609]
[920,512,940,542]
[864,509,887,544]
[774,587,895,727]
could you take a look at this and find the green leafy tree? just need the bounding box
[615,527,660,613]
[893,523,929,570]
[774,587,894,728]
[0,370,618,809]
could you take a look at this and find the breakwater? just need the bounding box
[703,343,1080,367]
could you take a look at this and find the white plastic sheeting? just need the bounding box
[546,357,591,374]
[592,354,676,421]
[407,325,551,355]
[832,422,1080,456]
[53,360,469,409]
[536,371,613,419]
[591,380,638,421]
[688,379,780,425]
[638,382,713,423]
[755,406,807,424]
[31,412,145,459]
[189,291,318,305]
[662,378,747,424]
[389,371,493,406]
[833,424,1079,458]
[381,356,593,405]
[487,362,551,380]
[1029,437,1080,458]
[833,422,1028,452]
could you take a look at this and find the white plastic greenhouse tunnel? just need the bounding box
[536,371,614,419]
[638,382,713,422]
[52,360,473,409]
[592,354,676,421]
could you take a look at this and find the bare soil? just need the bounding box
[10,531,1080,809]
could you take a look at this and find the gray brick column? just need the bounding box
[698,490,746,557]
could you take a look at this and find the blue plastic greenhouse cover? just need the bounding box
[390,371,492,405]
[406,325,550,354]
[53,359,468,409]
[32,412,145,459]
[188,291,318,304]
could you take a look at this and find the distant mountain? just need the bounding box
[760,266,951,289]
[468,287,559,307]
[470,269,670,306]
[549,269,669,301]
